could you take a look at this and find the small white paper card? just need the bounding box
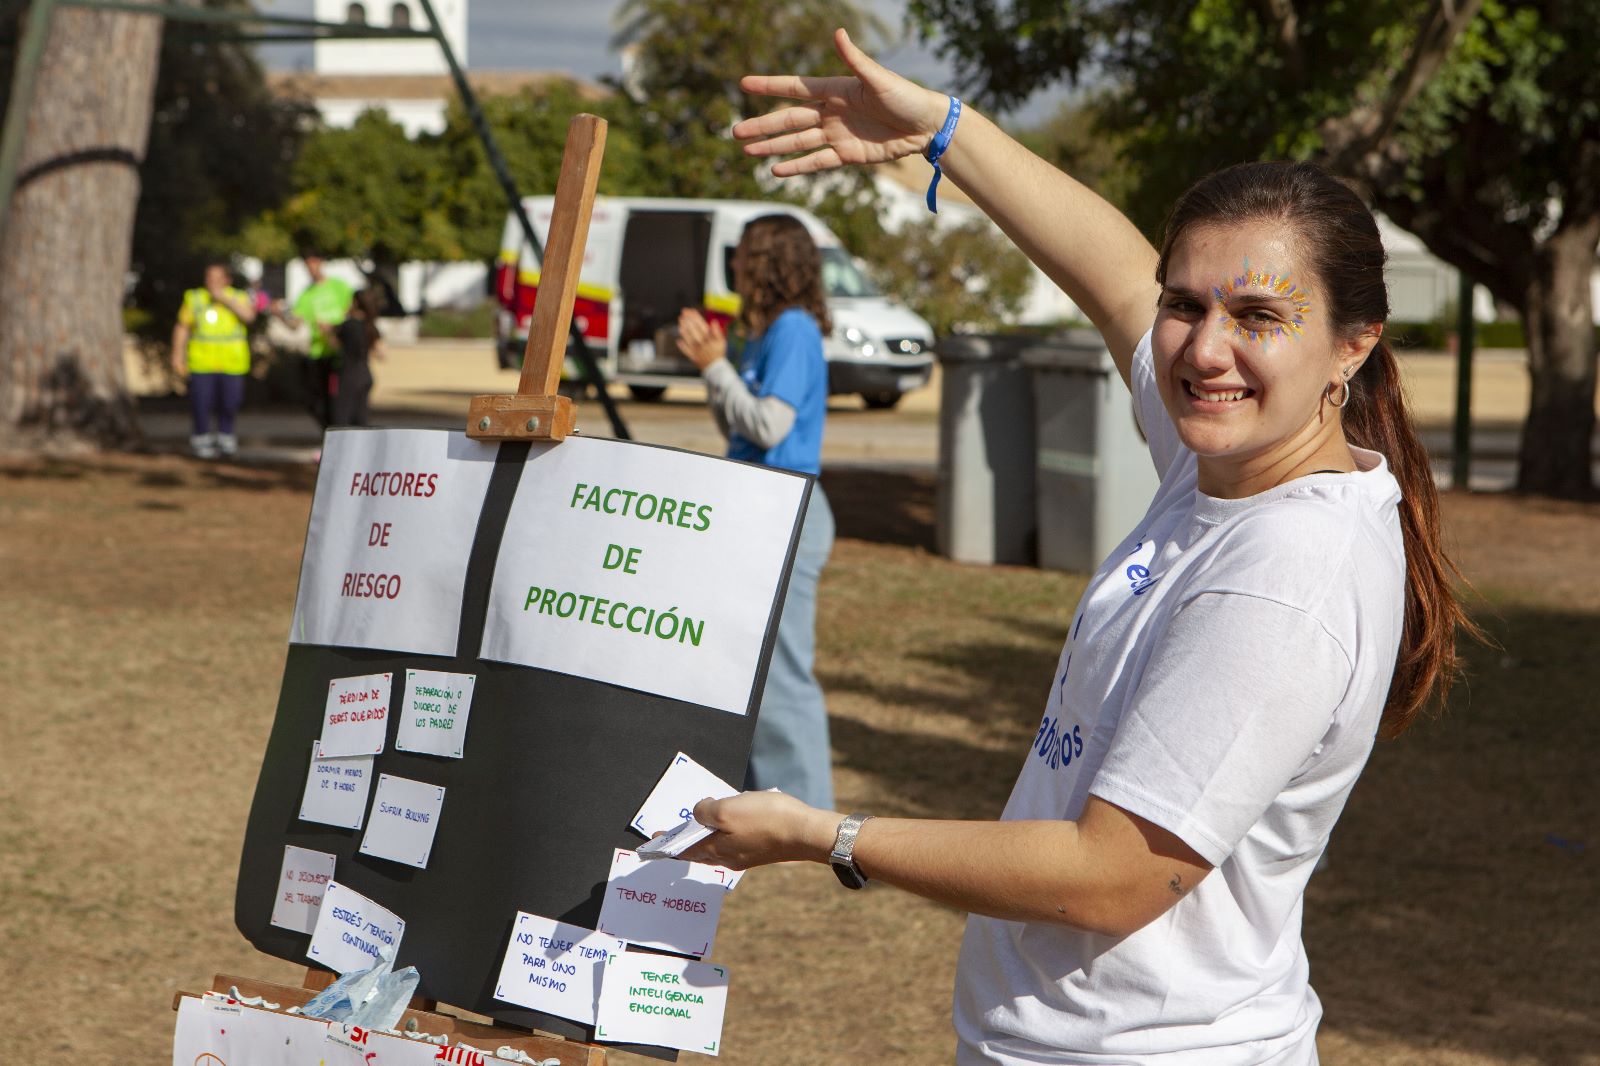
[637,816,716,860]
[307,880,406,974]
[395,669,475,758]
[595,848,734,957]
[290,429,498,657]
[480,436,808,715]
[492,912,626,1025]
[318,672,393,757]
[358,774,446,868]
[594,952,730,1056]
[630,751,739,837]
[298,743,375,830]
[270,845,338,934]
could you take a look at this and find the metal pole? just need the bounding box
[1452,271,1475,490]
[0,0,60,248]
[413,0,630,440]
[57,0,435,37]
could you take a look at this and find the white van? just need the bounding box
[493,197,935,408]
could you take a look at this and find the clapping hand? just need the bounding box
[676,308,728,371]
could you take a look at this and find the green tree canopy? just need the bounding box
[433,81,650,262]
[130,5,310,338]
[910,0,1600,497]
[250,109,459,267]
[872,219,1034,336]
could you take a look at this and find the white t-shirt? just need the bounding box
[952,331,1406,1065]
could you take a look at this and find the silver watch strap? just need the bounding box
[830,813,873,868]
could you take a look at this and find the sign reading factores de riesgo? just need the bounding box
[480,436,808,716]
[290,430,498,657]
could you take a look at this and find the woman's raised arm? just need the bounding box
[735,29,1161,385]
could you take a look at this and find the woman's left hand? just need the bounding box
[677,791,838,871]
[676,309,727,371]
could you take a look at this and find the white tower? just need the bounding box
[312,0,467,76]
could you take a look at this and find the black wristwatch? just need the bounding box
[828,813,874,890]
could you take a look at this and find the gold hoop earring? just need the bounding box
[1326,379,1351,409]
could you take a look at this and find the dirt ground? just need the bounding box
[1,453,1596,1064]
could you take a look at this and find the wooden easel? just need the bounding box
[174,113,613,1065]
[466,113,607,444]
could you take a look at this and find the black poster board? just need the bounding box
[234,433,810,1048]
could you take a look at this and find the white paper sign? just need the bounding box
[318,672,393,757]
[396,669,476,758]
[596,848,733,957]
[631,751,740,837]
[270,845,338,934]
[480,436,808,715]
[298,743,375,830]
[322,1024,445,1065]
[637,816,716,860]
[594,952,731,1056]
[358,774,446,868]
[290,429,497,656]
[174,996,328,1066]
[307,880,406,974]
[492,912,626,1024]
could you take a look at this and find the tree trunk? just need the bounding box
[0,4,162,452]
[1515,219,1600,499]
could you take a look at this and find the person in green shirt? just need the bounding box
[278,251,354,428]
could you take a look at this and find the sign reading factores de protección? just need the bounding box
[480,437,809,715]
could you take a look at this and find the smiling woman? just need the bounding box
[663,28,1485,1066]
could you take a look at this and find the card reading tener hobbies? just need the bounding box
[358,774,446,869]
[270,844,338,934]
[595,849,733,958]
[395,669,475,758]
[594,952,731,1056]
[307,880,405,975]
[298,742,375,830]
[492,912,626,1025]
[318,672,393,758]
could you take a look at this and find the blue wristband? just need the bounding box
[924,96,963,213]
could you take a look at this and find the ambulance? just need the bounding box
[493,197,935,408]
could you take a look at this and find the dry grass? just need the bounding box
[0,456,1595,1064]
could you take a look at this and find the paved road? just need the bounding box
[131,339,1599,490]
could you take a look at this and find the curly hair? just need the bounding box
[735,214,832,337]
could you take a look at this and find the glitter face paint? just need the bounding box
[1211,261,1312,343]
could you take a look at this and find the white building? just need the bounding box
[312,0,466,78]
[268,0,601,315]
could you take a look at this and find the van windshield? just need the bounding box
[821,248,879,298]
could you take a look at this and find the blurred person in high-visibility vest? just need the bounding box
[274,250,353,429]
[171,259,257,459]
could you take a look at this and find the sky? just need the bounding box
[254,0,1070,125]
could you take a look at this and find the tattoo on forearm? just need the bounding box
[1170,874,1185,896]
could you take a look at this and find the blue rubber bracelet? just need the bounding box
[924,96,963,213]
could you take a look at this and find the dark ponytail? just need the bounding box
[1158,161,1484,738]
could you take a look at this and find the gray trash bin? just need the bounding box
[935,334,1036,565]
[1023,331,1160,572]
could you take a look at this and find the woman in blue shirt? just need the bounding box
[678,213,835,809]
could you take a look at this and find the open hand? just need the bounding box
[677,791,838,871]
[734,28,951,177]
[676,308,728,371]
